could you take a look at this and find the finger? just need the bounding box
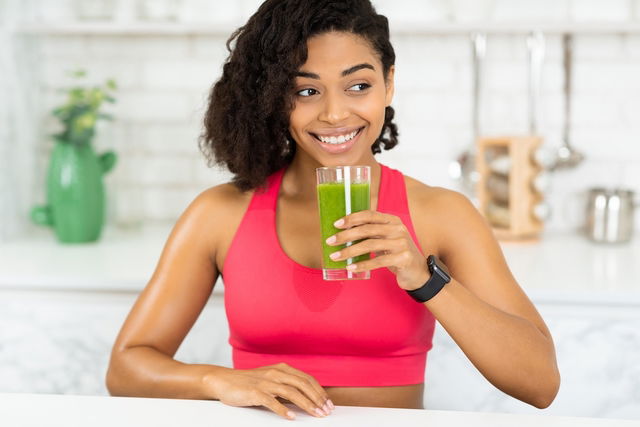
[269,383,327,418]
[274,365,331,411]
[260,393,297,420]
[331,238,404,261]
[335,210,400,229]
[327,223,407,246]
[346,251,411,273]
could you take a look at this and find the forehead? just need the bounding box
[301,31,381,74]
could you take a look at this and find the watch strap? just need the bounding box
[406,255,450,303]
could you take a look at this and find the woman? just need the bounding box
[106,0,560,420]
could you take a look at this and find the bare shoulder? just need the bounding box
[197,181,253,209]
[403,175,478,223]
[175,183,247,233]
[404,175,472,209]
[186,182,254,271]
[403,175,486,257]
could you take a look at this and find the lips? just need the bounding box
[310,127,364,155]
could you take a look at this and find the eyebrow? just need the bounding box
[295,63,376,79]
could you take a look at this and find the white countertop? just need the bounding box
[0,224,638,305]
[0,225,171,293]
[2,393,638,427]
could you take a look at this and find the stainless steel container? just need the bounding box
[585,188,635,243]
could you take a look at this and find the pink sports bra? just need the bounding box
[221,163,436,386]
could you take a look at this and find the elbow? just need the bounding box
[105,349,127,396]
[531,370,561,409]
[105,364,121,396]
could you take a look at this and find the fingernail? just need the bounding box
[346,264,357,271]
[325,235,336,245]
[334,218,344,227]
[314,407,325,417]
[328,399,335,410]
[322,402,331,414]
[329,251,340,260]
[287,411,296,419]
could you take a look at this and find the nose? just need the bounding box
[318,90,349,124]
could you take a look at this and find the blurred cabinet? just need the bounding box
[426,303,640,419]
[0,290,231,395]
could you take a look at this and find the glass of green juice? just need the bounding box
[316,165,371,280]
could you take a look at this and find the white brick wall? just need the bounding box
[492,0,570,22]
[570,0,632,22]
[19,0,640,232]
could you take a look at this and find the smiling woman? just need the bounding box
[106,0,560,421]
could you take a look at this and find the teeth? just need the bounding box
[317,129,359,144]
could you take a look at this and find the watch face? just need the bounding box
[429,256,451,282]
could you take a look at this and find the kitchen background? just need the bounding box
[1,0,640,421]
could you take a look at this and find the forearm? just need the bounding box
[106,346,227,400]
[425,279,560,408]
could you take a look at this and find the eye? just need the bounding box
[348,83,371,92]
[297,88,319,97]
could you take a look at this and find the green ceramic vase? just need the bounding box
[31,140,117,243]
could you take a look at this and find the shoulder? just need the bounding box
[198,181,253,203]
[174,182,254,247]
[402,174,488,257]
[404,174,477,222]
[186,182,254,225]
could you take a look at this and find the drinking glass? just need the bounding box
[316,165,371,280]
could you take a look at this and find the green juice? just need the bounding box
[317,181,370,269]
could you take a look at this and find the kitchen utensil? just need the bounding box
[476,136,544,240]
[486,202,510,228]
[531,171,551,193]
[527,31,545,135]
[486,173,510,203]
[585,188,636,243]
[488,155,510,175]
[532,202,551,222]
[552,34,584,171]
[451,32,486,199]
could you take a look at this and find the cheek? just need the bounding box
[353,95,387,129]
[289,103,314,133]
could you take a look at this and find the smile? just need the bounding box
[310,127,364,154]
[311,127,364,145]
[313,128,362,145]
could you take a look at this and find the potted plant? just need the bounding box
[31,70,118,243]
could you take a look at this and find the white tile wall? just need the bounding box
[492,0,570,22]
[12,0,640,232]
[570,0,632,22]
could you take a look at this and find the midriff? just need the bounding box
[325,384,424,409]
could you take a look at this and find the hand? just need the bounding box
[204,363,333,420]
[327,210,429,291]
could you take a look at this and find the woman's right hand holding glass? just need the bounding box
[203,363,334,420]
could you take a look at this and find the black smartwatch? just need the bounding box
[406,255,451,303]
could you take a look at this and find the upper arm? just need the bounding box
[429,190,552,340]
[111,187,227,357]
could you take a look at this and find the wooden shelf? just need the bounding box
[14,21,640,36]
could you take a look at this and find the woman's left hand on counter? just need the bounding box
[326,210,429,291]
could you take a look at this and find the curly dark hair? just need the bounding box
[200,0,399,191]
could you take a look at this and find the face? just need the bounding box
[288,31,395,167]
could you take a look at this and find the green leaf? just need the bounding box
[51,72,117,145]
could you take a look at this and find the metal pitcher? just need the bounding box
[585,188,636,243]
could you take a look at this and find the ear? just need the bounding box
[384,65,395,107]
